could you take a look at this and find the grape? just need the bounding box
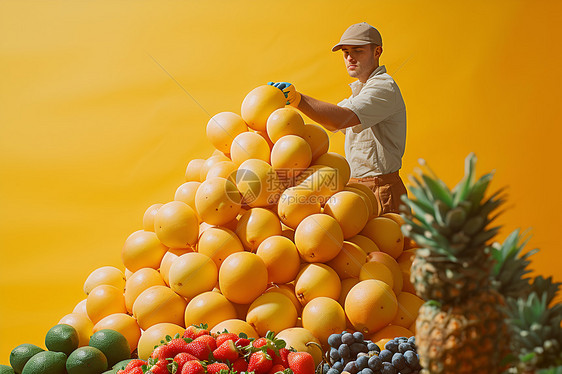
[338,344,351,358]
[403,351,419,367]
[329,333,343,348]
[384,341,398,353]
[323,363,331,374]
[353,331,364,342]
[332,361,344,372]
[380,362,397,374]
[330,348,341,361]
[407,336,416,345]
[350,342,369,355]
[327,369,340,374]
[378,349,393,362]
[366,342,380,353]
[367,355,382,371]
[342,333,355,345]
[361,369,374,374]
[344,361,358,374]
[355,355,368,370]
[391,353,406,370]
[400,366,413,374]
[398,343,413,354]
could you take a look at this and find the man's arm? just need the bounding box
[295,94,360,132]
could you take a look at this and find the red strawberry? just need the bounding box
[248,351,273,374]
[231,357,248,373]
[253,337,275,357]
[215,332,239,347]
[185,339,212,361]
[287,351,315,374]
[183,324,210,340]
[173,352,198,372]
[213,339,239,363]
[272,348,290,368]
[235,337,251,348]
[194,334,217,351]
[181,360,205,374]
[269,364,286,374]
[124,359,147,370]
[206,362,229,374]
[147,359,168,374]
[152,338,190,360]
[120,368,144,374]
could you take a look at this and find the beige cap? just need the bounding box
[332,22,382,52]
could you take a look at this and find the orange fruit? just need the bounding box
[324,191,369,239]
[121,230,167,272]
[294,214,343,263]
[361,217,404,259]
[256,235,301,284]
[154,201,199,248]
[206,112,248,153]
[230,132,270,165]
[195,177,242,225]
[241,85,286,132]
[266,107,306,142]
[142,203,163,232]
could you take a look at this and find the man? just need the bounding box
[269,22,408,214]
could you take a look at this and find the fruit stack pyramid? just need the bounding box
[4,84,424,374]
[401,155,562,374]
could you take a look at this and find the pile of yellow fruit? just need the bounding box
[57,85,424,366]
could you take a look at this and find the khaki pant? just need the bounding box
[349,170,408,215]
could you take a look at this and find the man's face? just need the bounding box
[341,44,382,81]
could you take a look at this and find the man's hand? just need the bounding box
[267,82,301,107]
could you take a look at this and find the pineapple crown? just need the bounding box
[401,153,506,260]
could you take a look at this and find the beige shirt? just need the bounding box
[337,65,406,178]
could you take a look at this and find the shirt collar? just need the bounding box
[349,65,387,96]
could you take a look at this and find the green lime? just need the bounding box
[88,329,130,367]
[21,351,67,374]
[66,346,108,374]
[0,365,15,374]
[45,324,79,355]
[112,358,134,370]
[9,343,44,373]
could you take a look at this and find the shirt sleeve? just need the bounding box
[338,81,397,132]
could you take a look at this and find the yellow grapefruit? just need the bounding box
[313,152,351,187]
[326,241,367,279]
[391,292,425,328]
[121,230,168,272]
[206,161,238,183]
[366,251,403,293]
[159,248,193,286]
[195,177,242,225]
[197,227,244,268]
[297,166,345,203]
[93,313,141,353]
[346,183,379,218]
[295,263,341,306]
[346,234,380,254]
[86,285,127,325]
[83,266,126,295]
[132,285,187,330]
[236,159,281,207]
[266,107,306,142]
[359,261,394,289]
[369,325,413,343]
[206,112,248,153]
[154,201,199,248]
[277,187,321,229]
[338,277,360,307]
[361,217,404,259]
[174,182,201,213]
[210,319,259,339]
[138,323,185,360]
[324,191,369,238]
[230,132,270,165]
[275,328,323,366]
[265,284,302,315]
[246,292,298,337]
[294,214,343,263]
[169,252,218,299]
[185,159,205,182]
[142,203,163,232]
[381,212,406,227]
[256,235,300,284]
[184,291,238,330]
[302,123,329,161]
[241,85,286,132]
[72,299,88,318]
[236,208,282,252]
[219,252,268,304]
[270,135,312,179]
[302,297,346,348]
[200,154,231,181]
[124,267,166,313]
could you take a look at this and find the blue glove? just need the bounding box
[267,82,301,107]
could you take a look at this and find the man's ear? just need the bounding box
[374,44,383,59]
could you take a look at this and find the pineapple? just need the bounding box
[401,154,510,373]
[490,230,562,372]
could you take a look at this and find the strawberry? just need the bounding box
[272,348,290,368]
[215,332,239,347]
[206,362,229,374]
[147,359,168,374]
[183,324,210,340]
[269,364,286,374]
[287,351,315,374]
[124,359,147,370]
[252,338,275,358]
[152,338,190,360]
[181,360,205,374]
[213,339,239,363]
[231,357,249,373]
[248,351,273,374]
[194,334,217,351]
[173,352,198,372]
[120,368,144,374]
[185,339,212,361]
[235,337,251,348]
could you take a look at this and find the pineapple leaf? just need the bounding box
[421,173,454,208]
[452,152,476,206]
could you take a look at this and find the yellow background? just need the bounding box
[1,0,561,363]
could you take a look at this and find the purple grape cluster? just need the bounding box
[322,333,421,374]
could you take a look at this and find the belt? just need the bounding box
[349,170,402,186]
